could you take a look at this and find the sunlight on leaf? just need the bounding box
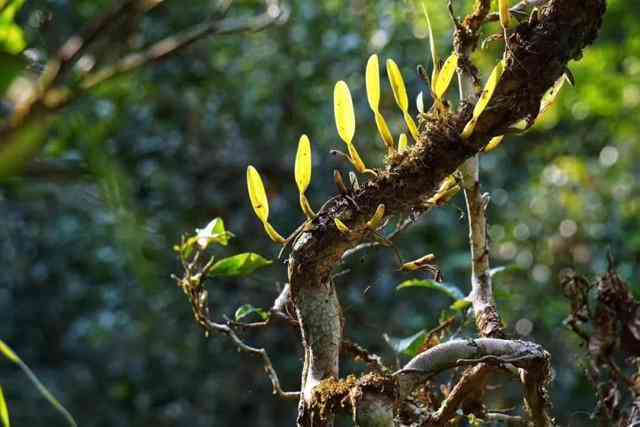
[295,134,312,194]
[403,111,420,141]
[299,193,315,219]
[398,133,408,153]
[366,204,385,230]
[334,218,351,234]
[421,2,438,84]
[195,218,232,248]
[0,340,19,364]
[209,253,272,278]
[450,299,472,312]
[484,135,504,152]
[263,222,286,244]
[396,279,465,300]
[365,54,381,112]
[499,0,511,29]
[433,53,458,99]
[0,384,9,427]
[374,112,395,152]
[234,304,270,322]
[334,80,356,145]
[386,59,409,112]
[246,165,269,223]
[461,60,506,139]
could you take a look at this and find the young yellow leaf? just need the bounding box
[433,53,459,99]
[422,2,438,83]
[246,165,269,223]
[540,75,566,115]
[0,384,9,427]
[403,112,420,141]
[499,0,511,29]
[374,112,395,152]
[484,135,505,152]
[347,143,367,174]
[334,80,356,145]
[386,59,409,112]
[366,204,385,230]
[0,340,19,364]
[263,222,286,244]
[462,60,506,139]
[299,193,315,219]
[400,253,436,271]
[295,134,312,194]
[365,54,381,113]
[398,133,408,153]
[334,218,351,234]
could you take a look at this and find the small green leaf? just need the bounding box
[195,218,233,248]
[450,299,472,312]
[0,384,9,427]
[384,330,426,357]
[396,279,465,300]
[234,304,269,322]
[208,253,272,278]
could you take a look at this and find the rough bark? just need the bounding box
[288,1,606,424]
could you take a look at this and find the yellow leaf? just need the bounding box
[398,133,408,153]
[365,54,381,113]
[461,60,506,139]
[0,384,9,427]
[263,222,286,244]
[484,135,505,152]
[246,165,269,223]
[386,59,408,112]
[540,75,566,115]
[0,340,19,364]
[334,218,351,234]
[433,53,459,99]
[422,2,438,84]
[499,0,511,29]
[347,143,367,174]
[374,112,395,152]
[295,134,312,194]
[400,253,436,271]
[299,193,315,219]
[366,204,385,230]
[334,80,356,145]
[403,111,420,141]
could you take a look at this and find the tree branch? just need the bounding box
[288,0,604,423]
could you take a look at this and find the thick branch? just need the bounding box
[288,0,604,423]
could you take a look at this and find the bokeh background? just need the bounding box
[0,0,638,425]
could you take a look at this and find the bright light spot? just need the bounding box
[571,101,590,120]
[559,219,578,238]
[493,188,509,206]
[515,318,533,336]
[599,146,619,167]
[532,264,550,283]
[572,244,591,264]
[489,224,505,241]
[543,165,568,187]
[370,30,389,49]
[514,223,530,241]
[516,249,533,269]
[499,241,517,259]
[623,85,640,108]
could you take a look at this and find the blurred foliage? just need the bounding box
[0,0,638,425]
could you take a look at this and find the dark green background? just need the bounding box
[0,0,638,425]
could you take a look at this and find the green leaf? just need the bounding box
[383,330,426,357]
[450,299,472,312]
[0,384,9,427]
[234,304,269,322]
[208,253,272,278]
[195,218,233,248]
[396,279,465,300]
